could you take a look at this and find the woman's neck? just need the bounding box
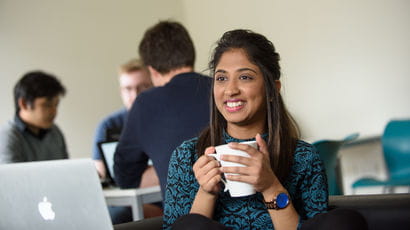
[226,124,265,140]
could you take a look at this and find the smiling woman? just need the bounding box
[213,48,267,134]
[163,29,367,230]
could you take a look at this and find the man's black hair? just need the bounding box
[14,71,66,113]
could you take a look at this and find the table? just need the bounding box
[103,185,162,221]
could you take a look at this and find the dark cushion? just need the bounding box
[329,194,410,230]
[114,194,410,230]
[113,216,163,230]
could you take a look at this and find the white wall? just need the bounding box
[0,0,183,158]
[182,0,410,142]
[1,0,409,158]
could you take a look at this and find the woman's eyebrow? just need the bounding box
[215,69,226,74]
[237,68,257,74]
[215,68,257,74]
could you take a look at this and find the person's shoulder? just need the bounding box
[293,140,320,162]
[99,108,127,125]
[0,120,13,132]
[134,85,161,104]
[104,108,127,121]
[171,137,199,162]
[172,72,212,87]
[189,72,211,78]
[109,108,127,117]
[0,120,23,144]
[0,120,20,137]
[175,137,199,152]
[189,72,213,83]
[295,140,315,152]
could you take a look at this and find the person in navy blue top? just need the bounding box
[165,30,367,230]
[113,21,212,200]
[92,58,152,179]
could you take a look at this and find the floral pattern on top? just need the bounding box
[163,133,328,229]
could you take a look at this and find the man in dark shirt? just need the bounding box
[114,21,212,199]
[0,71,68,163]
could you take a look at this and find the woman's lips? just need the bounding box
[225,100,245,112]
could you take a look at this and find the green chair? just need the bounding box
[352,119,410,193]
[313,133,359,195]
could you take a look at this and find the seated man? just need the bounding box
[92,58,160,224]
[92,58,153,180]
[0,71,68,163]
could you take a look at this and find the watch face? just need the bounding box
[276,193,289,209]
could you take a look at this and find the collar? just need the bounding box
[222,130,269,144]
[14,115,50,139]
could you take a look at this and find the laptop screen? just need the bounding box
[98,141,153,186]
[98,141,118,185]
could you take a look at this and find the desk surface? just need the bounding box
[103,185,161,197]
[103,185,162,221]
[104,185,162,205]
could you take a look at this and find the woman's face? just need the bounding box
[213,48,267,132]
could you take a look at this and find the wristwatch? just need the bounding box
[264,192,290,210]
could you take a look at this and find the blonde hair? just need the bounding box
[118,58,145,75]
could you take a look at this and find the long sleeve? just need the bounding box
[113,103,148,188]
[0,124,24,163]
[92,109,126,160]
[92,119,108,160]
[163,139,199,229]
[287,141,328,224]
[299,147,328,218]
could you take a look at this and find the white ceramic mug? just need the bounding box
[209,140,258,197]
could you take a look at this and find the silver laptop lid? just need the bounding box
[0,159,113,230]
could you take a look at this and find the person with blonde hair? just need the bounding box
[92,58,152,179]
[92,58,156,224]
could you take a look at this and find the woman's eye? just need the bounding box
[215,75,227,81]
[239,75,253,80]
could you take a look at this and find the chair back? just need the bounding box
[382,120,410,180]
[313,133,359,195]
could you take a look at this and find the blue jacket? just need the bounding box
[92,108,127,160]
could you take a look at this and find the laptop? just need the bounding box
[98,141,119,186]
[0,159,113,230]
[98,141,153,187]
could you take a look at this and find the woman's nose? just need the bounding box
[224,80,240,96]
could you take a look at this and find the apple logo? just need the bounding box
[38,196,55,220]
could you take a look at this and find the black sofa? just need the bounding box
[114,193,410,230]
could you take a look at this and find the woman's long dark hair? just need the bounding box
[197,29,300,182]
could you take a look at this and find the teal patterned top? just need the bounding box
[163,133,328,229]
